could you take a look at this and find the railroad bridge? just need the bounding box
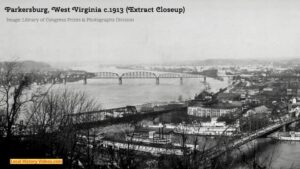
[68,106,138,125]
[61,71,207,85]
[66,104,187,129]
[202,117,300,167]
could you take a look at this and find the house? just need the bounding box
[194,90,213,101]
[290,106,300,118]
[262,87,273,94]
[246,88,260,96]
[231,89,247,98]
[244,105,271,117]
[243,96,262,106]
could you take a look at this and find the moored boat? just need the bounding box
[173,118,238,136]
[276,131,300,141]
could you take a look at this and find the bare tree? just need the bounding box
[25,87,101,168]
[26,88,100,133]
[0,61,48,140]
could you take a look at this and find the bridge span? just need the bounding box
[67,104,187,129]
[202,117,300,165]
[62,71,209,85]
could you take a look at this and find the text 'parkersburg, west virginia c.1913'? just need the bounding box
[4,6,185,14]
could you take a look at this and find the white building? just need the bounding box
[188,104,238,117]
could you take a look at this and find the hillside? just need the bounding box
[0,60,54,72]
[162,58,300,67]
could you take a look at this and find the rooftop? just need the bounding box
[217,93,240,101]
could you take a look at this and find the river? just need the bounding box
[62,66,299,169]
[60,66,228,109]
[233,138,300,169]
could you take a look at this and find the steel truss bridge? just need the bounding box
[64,71,209,85]
[50,72,300,86]
[202,117,300,165]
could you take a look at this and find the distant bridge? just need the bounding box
[62,71,210,85]
[48,71,300,86]
[202,117,300,166]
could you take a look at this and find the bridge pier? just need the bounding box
[180,77,183,85]
[283,124,287,132]
[118,77,122,85]
[156,77,159,85]
[204,76,207,83]
[64,77,67,85]
[52,78,56,84]
[83,76,87,85]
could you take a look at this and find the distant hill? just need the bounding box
[0,61,54,72]
[21,61,54,72]
[162,58,300,67]
[160,59,266,66]
[190,59,267,66]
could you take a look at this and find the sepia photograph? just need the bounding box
[1,0,300,168]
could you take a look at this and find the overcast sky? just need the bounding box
[1,0,300,64]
